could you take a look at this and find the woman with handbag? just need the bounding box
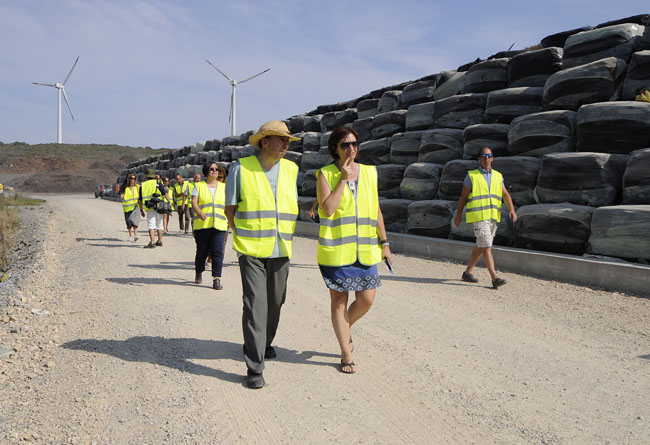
[191,162,228,290]
[119,174,143,242]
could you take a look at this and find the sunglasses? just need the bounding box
[129,177,136,180]
[480,153,493,158]
[339,141,359,149]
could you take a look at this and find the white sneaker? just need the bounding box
[128,236,134,242]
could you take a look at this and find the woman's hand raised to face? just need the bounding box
[339,154,354,182]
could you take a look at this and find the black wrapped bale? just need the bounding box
[562,23,645,68]
[463,123,510,159]
[219,146,232,162]
[285,115,305,133]
[377,164,406,198]
[288,132,304,153]
[622,148,650,204]
[433,93,488,129]
[390,131,424,165]
[576,102,650,154]
[240,131,254,146]
[484,87,544,124]
[433,71,467,100]
[406,200,456,238]
[596,14,650,28]
[298,196,318,222]
[359,138,391,165]
[301,151,330,171]
[543,57,627,111]
[588,205,650,261]
[303,115,323,132]
[465,58,509,93]
[541,26,592,49]
[377,90,402,113]
[301,169,318,197]
[352,117,373,143]
[438,160,478,200]
[450,206,514,246]
[419,129,464,164]
[357,99,379,119]
[400,79,438,108]
[371,110,407,139]
[534,152,628,206]
[302,132,321,152]
[320,132,332,149]
[507,47,563,87]
[621,50,650,100]
[379,198,412,233]
[508,110,577,157]
[492,156,542,206]
[222,135,241,146]
[514,203,594,255]
[284,151,302,167]
[320,109,358,131]
[405,101,435,131]
[399,162,443,201]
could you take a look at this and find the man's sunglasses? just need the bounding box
[339,141,359,149]
[480,153,493,158]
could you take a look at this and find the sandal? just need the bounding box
[340,360,356,374]
[349,335,354,353]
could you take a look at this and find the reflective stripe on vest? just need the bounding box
[466,169,503,223]
[141,180,161,210]
[232,156,299,258]
[192,181,227,231]
[317,163,382,266]
[122,186,140,212]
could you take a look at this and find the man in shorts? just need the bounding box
[139,169,167,248]
[453,146,517,289]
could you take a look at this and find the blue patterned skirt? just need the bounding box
[319,261,381,292]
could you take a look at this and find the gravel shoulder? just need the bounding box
[1,194,649,444]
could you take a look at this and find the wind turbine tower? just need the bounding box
[205,59,270,136]
[32,56,79,144]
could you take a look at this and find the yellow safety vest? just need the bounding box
[173,182,190,206]
[466,169,503,223]
[232,156,299,258]
[122,185,140,212]
[317,163,382,266]
[166,188,175,211]
[141,179,162,210]
[193,181,227,231]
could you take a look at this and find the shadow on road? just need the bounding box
[128,261,195,270]
[61,336,339,384]
[639,354,650,360]
[105,277,190,286]
[380,275,474,286]
[76,237,122,242]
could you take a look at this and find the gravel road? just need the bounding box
[1,194,649,444]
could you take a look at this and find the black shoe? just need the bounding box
[264,346,276,359]
[462,271,479,283]
[195,273,202,285]
[492,277,507,289]
[155,241,163,247]
[246,370,265,389]
[212,277,223,290]
[144,242,155,249]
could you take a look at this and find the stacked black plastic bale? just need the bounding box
[115,15,650,263]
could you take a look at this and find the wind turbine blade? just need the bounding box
[228,90,233,123]
[239,68,270,84]
[62,88,75,122]
[205,59,233,82]
[32,82,56,87]
[63,56,79,85]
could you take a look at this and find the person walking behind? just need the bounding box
[120,174,143,242]
[173,173,191,233]
[453,146,517,289]
[225,120,300,389]
[191,162,228,290]
[316,127,392,375]
[162,176,174,233]
[186,172,203,234]
[139,169,167,248]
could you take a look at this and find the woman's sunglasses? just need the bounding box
[339,141,359,149]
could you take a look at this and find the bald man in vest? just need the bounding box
[454,146,517,289]
[225,120,300,389]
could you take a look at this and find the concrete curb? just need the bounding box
[295,221,650,297]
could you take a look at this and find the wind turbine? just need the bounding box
[32,56,79,144]
[205,59,270,136]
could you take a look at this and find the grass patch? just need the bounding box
[0,194,44,270]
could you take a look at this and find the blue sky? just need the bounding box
[0,1,647,148]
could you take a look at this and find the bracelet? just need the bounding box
[380,239,389,246]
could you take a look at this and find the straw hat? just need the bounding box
[248,120,301,148]
[145,169,157,179]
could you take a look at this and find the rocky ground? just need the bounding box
[0,194,649,444]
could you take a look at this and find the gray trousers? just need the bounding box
[239,254,290,374]
[177,205,191,232]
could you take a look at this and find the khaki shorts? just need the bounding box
[473,220,497,248]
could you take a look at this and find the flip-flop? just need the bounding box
[340,360,356,374]
[349,335,354,353]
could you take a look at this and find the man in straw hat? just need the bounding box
[225,120,300,389]
[139,169,167,248]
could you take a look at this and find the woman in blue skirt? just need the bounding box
[316,126,392,374]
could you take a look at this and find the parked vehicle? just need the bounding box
[94,184,112,198]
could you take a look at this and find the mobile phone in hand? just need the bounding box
[384,257,395,275]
